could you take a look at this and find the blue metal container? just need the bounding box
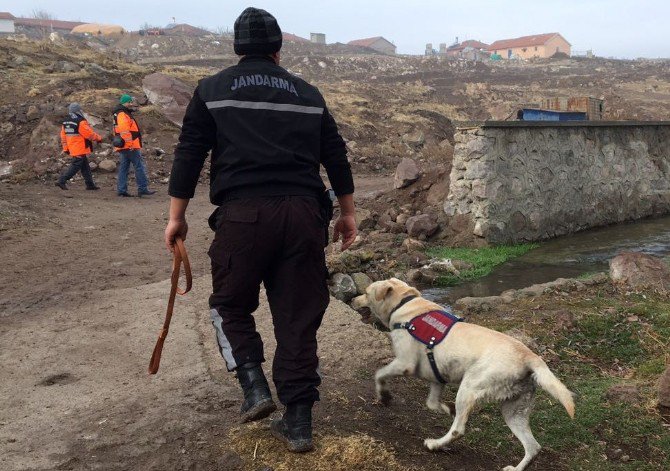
[519,109,588,121]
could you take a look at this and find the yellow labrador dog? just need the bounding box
[351,278,574,471]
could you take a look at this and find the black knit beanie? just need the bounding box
[234,7,283,55]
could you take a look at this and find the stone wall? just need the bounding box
[444,122,670,244]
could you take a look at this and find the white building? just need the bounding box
[0,12,16,33]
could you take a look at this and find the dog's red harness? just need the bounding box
[391,296,463,384]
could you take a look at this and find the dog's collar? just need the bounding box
[389,295,418,317]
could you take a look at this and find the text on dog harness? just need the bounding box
[392,309,463,384]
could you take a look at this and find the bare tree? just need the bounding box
[31,9,56,20]
[213,26,232,37]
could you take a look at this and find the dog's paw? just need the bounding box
[377,390,392,406]
[423,438,443,451]
[502,466,517,471]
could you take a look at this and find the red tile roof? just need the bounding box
[13,17,85,30]
[488,33,569,51]
[0,12,16,20]
[447,39,489,52]
[283,32,309,43]
[348,36,385,47]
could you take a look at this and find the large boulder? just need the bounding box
[609,252,670,291]
[394,158,420,189]
[659,366,670,408]
[98,159,117,172]
[29,117,61,155]
[142,72,194,127]
[406,214,438,239]
[329,273,357,302]
[350,272,373,295]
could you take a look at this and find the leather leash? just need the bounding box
[148,237,192,374]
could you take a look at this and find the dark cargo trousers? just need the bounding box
[58,156,96,188]
[208,196,329,405]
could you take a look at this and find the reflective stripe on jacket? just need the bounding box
[113,106,142,151]
[61,113,102,157]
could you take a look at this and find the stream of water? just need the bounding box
[423,215,670,304]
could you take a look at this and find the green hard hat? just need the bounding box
[119,94,133,104]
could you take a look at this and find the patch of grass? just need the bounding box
[556,312,647,365]
[426,243,539,286]
[461,371,669,470]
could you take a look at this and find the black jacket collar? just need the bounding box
[238,55,276,65]
[114,104,133,114]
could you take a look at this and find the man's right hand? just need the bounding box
[333,215,357,251]
[165,218,188,252]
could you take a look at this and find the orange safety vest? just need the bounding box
[113,108,142,151]
[60,113,102,157]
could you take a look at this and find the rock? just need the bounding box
[98,159,117,172]
[605,384,641,404]
[423,258,460,275]
[659,366,670,408]
[154,147,166,156]
[0,162,13,177]
[406,214,438,239]
[355,209,375,230]
[439,138,454,151]
[402,238,425,252]
[394,158,420,189]
[53,60,81,73]
[26,105,40,121]
[85,63,108,74]
[142,72,194,127]
[29,117,60,153]
[407,268,439,285]
[0,122,14,134]
[327,250,376,274]
[351,272,373,295]
[504,329,539,350]
[402,131,425,147]
[398,250,430,268]
[454,295,512,313]
[396,213,409,225]
[329,273,357,302]
[11,55,27,67]
[609,252,670,291]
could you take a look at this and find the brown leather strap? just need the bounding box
[148,237,192,374]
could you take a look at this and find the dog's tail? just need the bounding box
[529,357,575,418]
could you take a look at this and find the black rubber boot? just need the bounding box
[236,363,276,423]
[270,401,314,453]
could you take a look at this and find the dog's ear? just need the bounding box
[375,283,394,301]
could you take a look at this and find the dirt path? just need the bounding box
[0,177,559,471]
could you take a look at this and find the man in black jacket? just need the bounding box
[164,8,356,453]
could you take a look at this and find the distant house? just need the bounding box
[348,36,396,55]
[283,32,310,43]
[445,39,489,57]
[0,12,15,33]
[487,33,570,59]
[13,17,85,35]
[310,33,326,44]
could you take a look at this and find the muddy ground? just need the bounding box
[2,34,670,471]
[1,175,583,471]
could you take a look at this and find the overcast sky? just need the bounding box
[6,0,669,58]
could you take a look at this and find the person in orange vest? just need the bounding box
[56,103,102,190]
[113,94,156,197]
